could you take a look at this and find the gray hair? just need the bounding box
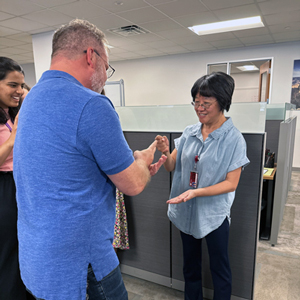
[52,19,108,59]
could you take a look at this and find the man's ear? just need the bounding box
[84,48,96,69]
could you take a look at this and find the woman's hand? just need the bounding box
[167,189,197,204]
[155,135,169,153]
[148,155,167,176]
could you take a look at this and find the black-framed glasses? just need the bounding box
[84,49,115,78]
[191,100,216,110]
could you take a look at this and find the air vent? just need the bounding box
[108,25,150,37]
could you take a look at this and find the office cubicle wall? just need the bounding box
[270,116,297,246]
[119,131,265,300]
[118,132,172,286]
[265,120,281,162]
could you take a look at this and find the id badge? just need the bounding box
[189,171,198,189]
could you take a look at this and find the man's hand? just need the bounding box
[133,140,157,167]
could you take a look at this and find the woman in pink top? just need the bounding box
[0,57,28,300]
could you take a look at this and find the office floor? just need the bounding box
[123,171,300,300]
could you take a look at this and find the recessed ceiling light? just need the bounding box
[188,16,264,36]
[236,65,259,71]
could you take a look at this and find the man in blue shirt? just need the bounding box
[13,19,165,300]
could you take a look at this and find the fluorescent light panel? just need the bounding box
[236,65,259,71]
[189,16,264,36]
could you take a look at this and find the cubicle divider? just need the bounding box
[270,116,297,246]
[119,131,265,300]
[118,132,172,286]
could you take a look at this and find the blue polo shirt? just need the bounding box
[168,118,250,239]
[13,70,134,300]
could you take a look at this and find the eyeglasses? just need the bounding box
[191,100,216,110]
[84,49,115,78]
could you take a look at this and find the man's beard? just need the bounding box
[90,64,106,94]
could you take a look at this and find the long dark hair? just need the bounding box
[0,57,24,124]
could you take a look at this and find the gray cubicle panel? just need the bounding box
[265,120,281,162]
[171,133,265,300]
[270,116,297,246]
[118,132,172,286]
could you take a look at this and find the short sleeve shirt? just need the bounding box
[168,117,250,239]
[13,70,134,300]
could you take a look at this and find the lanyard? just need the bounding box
[189,155,199,189]
[5,120,13,132]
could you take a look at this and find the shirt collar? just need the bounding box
[40,70,83,87]
[190,117,234,140]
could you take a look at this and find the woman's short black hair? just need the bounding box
[191,72,235,112]
[0,57,24,124]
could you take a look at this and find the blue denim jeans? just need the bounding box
[27,264,128,300]
[87,264,128,300]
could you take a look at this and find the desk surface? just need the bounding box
[263,167,277,180]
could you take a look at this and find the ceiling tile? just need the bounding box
[0,26,21,37]
[172,35,202,44]
[239,34,275,45]
[28,27,56,35]
[162,45,191,54]
[144,39,178,48]
[0,17,47,32]
[209,38,244,48]
[117,43,152,51]
[173,11,218,27]
[153,0,208,18]
[104,36,138,47]
[0,37,27,47]
[184,42,216,51]
[155,28,195,39]
[88,14,132,31]
[124,33,165,43]
[268,22,300,34]
[136,48,166,56]
[117,7,166,23]
[145,0,177,5]
[15,44,33,51]
[0,11,14,21]
[213,4,261,21]
[88,0,149,13]
[139,19,182,33]
[114,52,145,59]
[53,2,109,19]
[0,47,29,55]
[0,0,45,16]
[29,0,78,8]
[264,11,300,26]
[201,0,254,11]
[9,33,33,43]
[258,0,300,15]
[272,30,300,42]
[233,27,270,38]
[22,9,73,27]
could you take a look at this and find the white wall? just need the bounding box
[231,72,259,103]
[109,41,300,106]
